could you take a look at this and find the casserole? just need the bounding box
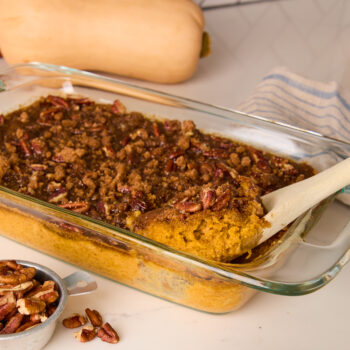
[0,62,349,313]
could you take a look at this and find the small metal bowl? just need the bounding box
[0,260,97,350]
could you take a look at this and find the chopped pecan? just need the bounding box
[74,326,97,342]
[30,164,48,171]
[165,159,174,173]
[121,136,130,146]
[174,201,202,213]
[212,189,231,211]
[85,308,103,327]
[0,313,24,334]
[72,97,92,105]
[112,99,126,114]
[59,202,90,213]
[152,122,161,137]
[0,114,4,126]
[30,139,43,155]
[169,150,184,159]
[19,138,31,157]
[48,188,67,203]
[241,156,251,167]
[102,145,116,158]
[97,322,120,344]
[130,198,148,211]
[19,111,29,123]
[62,313,87,328]
[203,148,228,159]
[47,95,69,109]
[200,188,216,210]
[17,298,46,315]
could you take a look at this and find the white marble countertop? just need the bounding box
[0,1,349,349]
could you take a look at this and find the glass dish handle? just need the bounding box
[258,218,350,295]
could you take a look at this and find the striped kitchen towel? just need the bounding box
[237,66,350,203]
[238,66,350,143]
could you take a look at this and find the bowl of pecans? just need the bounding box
[0,260,96,350]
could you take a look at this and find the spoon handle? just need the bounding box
[260,157,350,244]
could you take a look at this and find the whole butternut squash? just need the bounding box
[0,0,206,83]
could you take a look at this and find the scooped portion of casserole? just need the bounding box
[0,96,315,262]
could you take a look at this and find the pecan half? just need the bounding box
[17,298,46,315]
[0,291,16,306]
[26,280,59,304]
[97,322,120,344]
[0,281,34,295]
[46,304,57,317]
[0,313,24,334]
[15,320,40,333]
[74,326,97,342]
[0,300,16,321]
[0,266,36,285]
[85,308,103,327]
[62,313,87,328]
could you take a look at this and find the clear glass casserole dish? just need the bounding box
[0,62,349,313]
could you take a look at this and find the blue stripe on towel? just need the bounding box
[248,96,350,130]
[253,84,349,121]
[244,105,350,140]
[263,73,350,112]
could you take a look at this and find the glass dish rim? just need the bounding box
[0,61,349,296]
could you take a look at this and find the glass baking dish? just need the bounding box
[0,62,350,314]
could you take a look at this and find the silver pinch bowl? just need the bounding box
[0,260,97,350]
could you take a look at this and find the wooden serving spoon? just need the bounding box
[259,157,350,245]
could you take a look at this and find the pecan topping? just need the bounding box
[97,322,120,344]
